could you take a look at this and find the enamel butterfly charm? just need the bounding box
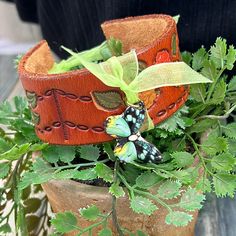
[104,101,162,164]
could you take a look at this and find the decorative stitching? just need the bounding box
[42,89,92,102]
[35,89,189,135]
[52,89,68,140]
[156,89,188,117]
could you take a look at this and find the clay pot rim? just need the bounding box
[18,14,175,81]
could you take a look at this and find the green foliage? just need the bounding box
[1,37,236,235]
[210,80,227,104]
[157,180,181,199]
[42,145,76,163]
[51,211,78,233]
[211,152,235,171]
[94,163,113,183]
[192,47,208,71]
[155,106,188,138]
[0,162,10,179]
[136,171,162,189]
[196,178,212,193]
[109,183,125,198]
[0,144,31,161]
[79,145,100,161]
[98,228,112,236]
[171,152,194,168]
[177,188,205,211]
[165,211,193,227]
[188,119,217,134]
[130,196,158,215]
[213,173,236,197]
[79,205,100,221]
[201,136,228,156]
[223,123,236,139]
[190,84,206,102]
[73,168,98,180]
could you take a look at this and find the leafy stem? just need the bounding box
[186,133,214,177]
[117,172,172,213]
[112,160,124,236]
[76,212,112,236]
[206,66,226,102]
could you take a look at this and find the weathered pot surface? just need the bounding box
[42,180,198,236]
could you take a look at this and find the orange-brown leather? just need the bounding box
[18,14,189,145]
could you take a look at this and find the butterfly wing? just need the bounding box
[105,115,131,138]
[134,136,162,164]
[114,140,137,163]
[122,101,145,134]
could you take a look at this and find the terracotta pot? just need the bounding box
[18,14,189,146]
[42,180,198,236]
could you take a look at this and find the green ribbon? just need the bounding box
[62,48,211,130]
[63,49,211,104]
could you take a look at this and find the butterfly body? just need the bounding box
[105,101,162,164]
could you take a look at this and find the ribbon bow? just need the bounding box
[63,49,211,105]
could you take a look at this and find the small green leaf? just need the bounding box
[171,151,194,168]
[51,211,78,233]
[103,143,116,161]
[98,228,112,236]
[79,145,100,161]
[73,168,98,180]
[32,158,52,173]
[42,146,60,163]
[30,143,48,152]
[210,80,226,104]
[228,138,236,155]
[223,123,236,139]
[91,90,124,111]
[136,171,162,189]
[57,146,76,163]
[192,47,208,71]
[0,223,11,233]
[0,143,31,161]
[178,188,205,211]
[157,180,181,199]
[181,51,192,66]
[201,60,217,81]
[190,84,206,102]
[95,163,113,183]
[19,158,54,189]
[79,205,100,221]
[228,76,236,92]
[211,152,235,171]
[109,183,125,198]
[0,162,10,179]
[226,45,236,70]
[19,172,53,190]
[210,37,227,69]
[54,170,78,180]
[165,211,193,227]
[0,137,13,154]
[202,136,228,156]
[196,177,212,193]
[14,96,28,114]
[213,173,236,197]
[188,119,217,134]
[130,196,157,215]
[170,170,192,184]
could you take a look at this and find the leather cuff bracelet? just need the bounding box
[18,14,189,145]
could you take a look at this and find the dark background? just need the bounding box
[8,0,236,58]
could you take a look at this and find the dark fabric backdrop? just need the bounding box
[11,0,236,58]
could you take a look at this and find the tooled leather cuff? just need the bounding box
[18,14,189,145]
